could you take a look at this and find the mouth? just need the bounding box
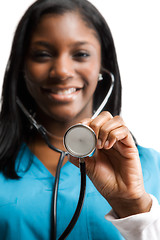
[49,87,78,95]
[41,86,83,102]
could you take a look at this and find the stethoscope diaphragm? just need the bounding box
[64,124,97,158]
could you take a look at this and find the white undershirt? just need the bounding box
[105,195,160,240]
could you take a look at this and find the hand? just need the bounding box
[69,111,152,218]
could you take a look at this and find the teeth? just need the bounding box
[53,88,77,95]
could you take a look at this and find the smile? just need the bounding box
[51,87,77,95]
[41,87,82,102]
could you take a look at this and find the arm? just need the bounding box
[105,194,160,240]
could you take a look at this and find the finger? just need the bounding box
[103,125,135,150]
[89,111,113,139]
[97,116,125,149]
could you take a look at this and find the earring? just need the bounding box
[98,73,103,81]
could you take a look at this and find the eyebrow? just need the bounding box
[31,41,91,48]
[31,41,52,49]
[69,41,91,47]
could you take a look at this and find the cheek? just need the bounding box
[24,63,43,98]
[25,61,48,83]
[80,61,100,88]
[25,78,38,100]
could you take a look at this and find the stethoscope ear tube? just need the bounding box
[91,70,114,119]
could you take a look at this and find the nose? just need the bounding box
[49,55,74,80]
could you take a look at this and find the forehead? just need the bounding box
[30,11,100,46]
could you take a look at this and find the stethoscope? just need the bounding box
[16,70,114,240]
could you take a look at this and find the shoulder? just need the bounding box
[137,145,160,200]
[137,145,160,177]
[0,143,28,180]
[137,144,160,178]
[15,143,32,171]
[137,145,160,164]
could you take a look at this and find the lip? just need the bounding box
[41,86,83,102]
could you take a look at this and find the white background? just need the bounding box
[0,0,160,151]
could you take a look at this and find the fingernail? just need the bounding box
[97,139,102,149]
[104,140,109,149]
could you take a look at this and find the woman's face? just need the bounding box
[25,12,101,123]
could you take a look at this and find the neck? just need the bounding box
[37,112,92,139]
[32,106,93,149]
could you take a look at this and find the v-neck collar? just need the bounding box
[16,143,80,186]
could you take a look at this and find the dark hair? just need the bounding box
[0,0,121,179]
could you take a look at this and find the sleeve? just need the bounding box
[105,195,160,240]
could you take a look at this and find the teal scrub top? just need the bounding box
[0,143,160,240]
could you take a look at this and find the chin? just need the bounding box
[41,102,92,125]
[53,112,79,124]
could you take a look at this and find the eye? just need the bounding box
[31,50,52,62]
[73,51,90,61]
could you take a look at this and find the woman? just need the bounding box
[0,0,160,239]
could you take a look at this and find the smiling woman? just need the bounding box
[0,0,160,240]
[1,0,160,151]
[24,13,101,123]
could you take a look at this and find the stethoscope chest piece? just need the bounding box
[64,124,97,158]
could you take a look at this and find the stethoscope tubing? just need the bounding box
[43,131,86,240]
[35,126,86,240]
[58,160,86,240]
[41,131,86,240]
[16,99,87,240]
